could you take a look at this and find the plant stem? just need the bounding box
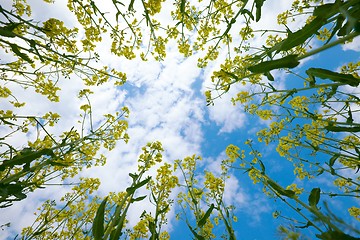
[297,31,360,61]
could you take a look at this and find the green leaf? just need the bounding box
[329,154,339,167]
[316,230,360,240]
[9,43,33,64]
[347,108,354,124]
[0,148,55,171]
[267,180,295,198]
[13,191,27,200]
[0,22,21,38]
[279,17,325,51]
[248,55,299,73]
[326,15,345,43]
[198,203,214,227]
[0,27,16,38]
[264,71,274,81]
[92,197,108,240]
[355,22,360,33]
[241,9,254,21]
[254,0,266,22]
[128,0,135,11]
[126,177,151,194]
[0,183,27,200]
[130,195,147,203]
[313,2,336,18]
[325,126,360,133]
[180,0,186,14]
[128,172,138,180]
[338,21,350,36]
[90,1,97,15]
[295,221,313,229]
[187,222,205,240]
[308,188,320,208]
[306,68,360,87]
[110,210,127,240]
[259,159,266,174]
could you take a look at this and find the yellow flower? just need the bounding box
[256,109,273,120]
[349,207,360,221]
[288,96,309,115]
[286,183,304,196]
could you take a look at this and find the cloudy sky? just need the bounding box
[1,0,360,239]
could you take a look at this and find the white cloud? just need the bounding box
[342,35,360,52]
[224,175,248,206]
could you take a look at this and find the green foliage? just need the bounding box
[93,197,107,240]
[1,0,360,239]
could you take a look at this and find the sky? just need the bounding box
[1,0,360,239]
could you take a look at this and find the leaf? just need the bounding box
[13,191,27,200]
[248,55,299,73]
[338,21,350,36]
[254,0,266,22]
[355,21,360,33]
[198,203,214,227]
[326,15,345,44]
[347,108,354,124]
[264,71,274,81]
[110,210,127,240]
[308,188,320,208]
[267,180,295,198]
[329,154,339,167]
[180,0,186,14]
[241,9,254,20]
[126,177,151,194]
[316,230,360,240]
[0,183,27,199]
[313,2,336,18]
[90,1,97,15]
[337,6,360,36]
[325,126,360,133]
[187,222,205,240]
[279,17,325,51]
[0,22,21,38]
[130,195,147,203]
[128,172,138,180]
[259,159,265,174]
[92,197,108,240]
[9,43,33,63]
[0,148,55,171]
[306,68,360,87]
[0,27,16,38]
[128,0,135,11]
[115,12,120,22]
[295,221,313,229]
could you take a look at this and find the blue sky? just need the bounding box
[1,0,360,239]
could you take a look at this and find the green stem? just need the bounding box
[297,31,360,61]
